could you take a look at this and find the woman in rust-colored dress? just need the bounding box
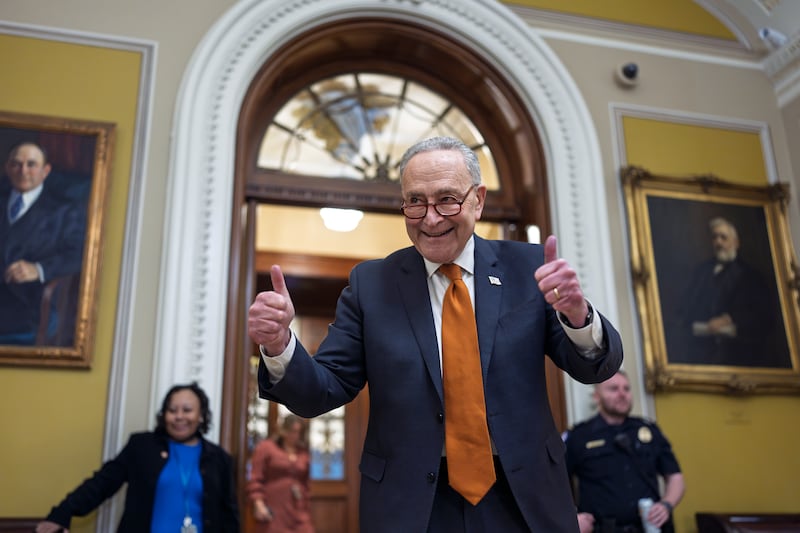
[248,414,315,533]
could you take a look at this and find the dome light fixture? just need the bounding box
[319,207,364,232]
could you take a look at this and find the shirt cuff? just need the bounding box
[558,300,605,359]
[260,332,296,384]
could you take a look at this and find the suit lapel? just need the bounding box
[473,237,502,378]
[398,250,444,404]
[0,192,10,235]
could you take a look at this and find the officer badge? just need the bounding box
[638,426,652,443]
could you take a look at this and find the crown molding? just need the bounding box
[763,32,800,106]
[508,4,755,56]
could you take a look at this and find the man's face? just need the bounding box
[594,372,633,419]
[5,143,51,193]
[712,223,738,262]
[400,149,486,264]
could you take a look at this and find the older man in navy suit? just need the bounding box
[248,136,623,532]
[0,141,85,345]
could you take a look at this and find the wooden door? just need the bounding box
[296,316,368,533]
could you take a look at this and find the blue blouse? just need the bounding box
[151,440,204,533]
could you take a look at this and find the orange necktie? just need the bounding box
[439,263,496,505]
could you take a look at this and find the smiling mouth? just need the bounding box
[424,227,454,238]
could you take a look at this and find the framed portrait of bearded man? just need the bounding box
[621,165,800,394]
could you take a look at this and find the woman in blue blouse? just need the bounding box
[35,382,240,533]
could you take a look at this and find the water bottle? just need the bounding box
[638,497,661,533]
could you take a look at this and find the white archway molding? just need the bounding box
[158,0,619,438]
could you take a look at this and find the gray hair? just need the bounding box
[709,217,738,240]
[398,136,482,186]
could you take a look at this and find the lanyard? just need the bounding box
[173,443,199,533]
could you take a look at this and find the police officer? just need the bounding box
[564,370,684,533]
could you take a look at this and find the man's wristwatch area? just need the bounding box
[558,302,594,329]
[659,501,674,514]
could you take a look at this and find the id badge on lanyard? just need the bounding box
[181,516,198,533]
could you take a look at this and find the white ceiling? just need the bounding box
[701,0,800,51]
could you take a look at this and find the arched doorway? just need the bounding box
[229,16,559,533]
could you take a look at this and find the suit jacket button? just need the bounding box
[427,472,436,483]
[437,412,444,423]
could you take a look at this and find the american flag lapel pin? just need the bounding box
[488,276,501,286]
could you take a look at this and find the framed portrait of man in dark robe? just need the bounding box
[621,166,800,394]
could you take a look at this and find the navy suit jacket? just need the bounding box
[0,184,85,335]
[259,236,623,532]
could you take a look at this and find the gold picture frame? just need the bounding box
[621,166,800,394]
[0,111,115,368]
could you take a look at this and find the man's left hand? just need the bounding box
[534,235,589,326]
[648,501,672,528]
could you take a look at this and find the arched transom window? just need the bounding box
[257,72,500,190]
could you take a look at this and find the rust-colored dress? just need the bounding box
[247,438,315,533]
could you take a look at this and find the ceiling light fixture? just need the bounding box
[319,207,364,232]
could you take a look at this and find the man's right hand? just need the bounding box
[576,512,595,533]
[4,259,38,283]
[248,265,295,356]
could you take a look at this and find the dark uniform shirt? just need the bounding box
[564,414,681,529]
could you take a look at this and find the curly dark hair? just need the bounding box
[155,382,211,436]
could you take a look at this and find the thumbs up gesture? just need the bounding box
[534,235,589,327]
[248,265,296,355]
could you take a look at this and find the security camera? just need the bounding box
[615,62,639,87]
[759,27,788,49]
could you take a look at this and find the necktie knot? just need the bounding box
[439,263,462,282]
[9,195,23,222]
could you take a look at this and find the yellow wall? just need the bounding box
[622,117,800,532]
[0,35,139,531]
[504,0,736,40]
[623,117,767,184]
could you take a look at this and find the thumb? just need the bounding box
[543,234,558,263]
[270,265,290,298]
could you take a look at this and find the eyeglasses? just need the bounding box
[400,185,475,220]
